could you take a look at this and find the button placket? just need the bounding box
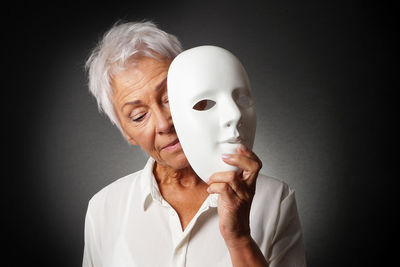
[171,235,189,267]
[168,194,217,266]
[166,206,182,248]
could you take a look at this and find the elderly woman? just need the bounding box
[83,21,306,267]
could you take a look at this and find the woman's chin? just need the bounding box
[169,153,190,170]
[157,151,190,170]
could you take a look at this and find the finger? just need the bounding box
[236,145,263,172]
[222,144,262,170]
[222,155,262,187]
[208,171,237,184]
[238,145,263,168]
[237,144,253,156]
[236,144,257,158]
[207,182,238,200]
[208,172,250,200]
[222,153,261,175]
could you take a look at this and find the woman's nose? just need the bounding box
[219,98,242,129]
[155,106,173,134]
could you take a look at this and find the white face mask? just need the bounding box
[167,46,256,182]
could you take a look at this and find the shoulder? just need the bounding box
[87,170,142,218]
[250,173,298,236]
[255,173,292,200]
[251,173,295,217]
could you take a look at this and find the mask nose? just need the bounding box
[220,97,242,129]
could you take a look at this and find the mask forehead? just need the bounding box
[168,46,251,106]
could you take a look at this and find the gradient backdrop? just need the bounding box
[6,1,395,266]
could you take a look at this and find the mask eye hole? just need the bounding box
[236,95,253,108]
[192,99,216,111]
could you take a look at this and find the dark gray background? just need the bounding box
[6,1,395,266]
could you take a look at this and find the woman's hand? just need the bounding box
[207,144,263,249]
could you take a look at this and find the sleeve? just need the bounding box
[268,188,307,267]
[82,204,102,267]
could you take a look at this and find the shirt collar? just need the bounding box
[140,157,219,211]
[140,157,161,210]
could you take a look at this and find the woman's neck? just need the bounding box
[153,162,203,188]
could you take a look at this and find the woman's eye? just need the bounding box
[130,113,146,122]
[192,99,216,111]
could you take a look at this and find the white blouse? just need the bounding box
[83,157,306,267]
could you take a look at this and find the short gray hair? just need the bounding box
[85,21,183,134]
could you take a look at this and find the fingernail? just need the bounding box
[222,154,231,159]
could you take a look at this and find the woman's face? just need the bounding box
[111,56,188,170]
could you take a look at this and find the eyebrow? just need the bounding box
[155,77,167,91]
[121,77,167,111]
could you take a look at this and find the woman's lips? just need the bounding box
[162,139,181,152]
